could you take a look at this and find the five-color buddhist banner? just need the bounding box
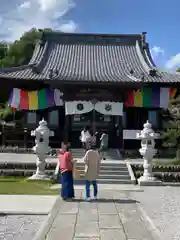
[8,87,177,111]
[8,88,64,110]
[125,87,177,108]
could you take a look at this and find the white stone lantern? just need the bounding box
[28,119,54,180]
[136,120,161,186]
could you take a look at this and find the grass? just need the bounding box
[0,176,60,195]
[154,158,180,166]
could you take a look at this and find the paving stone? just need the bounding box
[73,238,100,240]
[98,203,117,214]
[99,214,123,229]
[123,221,153,240]
[58,201,79,214]
[0,215,46,240]
[77,211,98,222]
[100,229,126,240]
[79,201,98,210]
[118,207,140,222]
[75,221,100,238]
[131,187,180,240]
[51,214,76,229]
[47,227,74,240]
[115,202,137,215]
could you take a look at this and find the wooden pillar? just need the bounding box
[64,115,69,142]
[115,115,122,149]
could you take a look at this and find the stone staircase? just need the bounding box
[75,160,132,184]
[71,149,132,184]
[71,148,121,160]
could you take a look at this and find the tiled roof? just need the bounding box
[0,31,180,84]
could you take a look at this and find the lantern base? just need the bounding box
[28,174,51,181]
[138,176,162,186]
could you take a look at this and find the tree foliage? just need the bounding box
[0,28,52,120]
[0,28,52,68]
[162,94,180,158]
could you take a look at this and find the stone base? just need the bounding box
[138,176,162,186]
[28,174,51,181]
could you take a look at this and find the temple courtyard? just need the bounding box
[0,184,180,239]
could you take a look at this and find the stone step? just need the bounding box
[71,149,120,160]
[97,179,132,184]
[77,170,130,175]
[80,174,131,180]
[74,179,132,184]
[76,165,128,171]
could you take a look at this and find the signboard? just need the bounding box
[123,130,141,140]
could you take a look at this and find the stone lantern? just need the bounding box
[136,120,161,186]
[28,119,54,180]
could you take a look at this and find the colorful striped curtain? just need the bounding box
[8,88,64,110]
[125,87,177,108]
[134,90,143,107]
[28,91,38,110]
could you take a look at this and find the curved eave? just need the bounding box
[135,41,152,72]
[143,43,157,68]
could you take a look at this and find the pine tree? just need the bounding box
[162,93,180,159]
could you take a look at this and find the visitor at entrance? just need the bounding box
[95,132,100,148]
[99,132,109,160]
[83,141,101,201]
[80,126,91,150]
[58,141,75,201]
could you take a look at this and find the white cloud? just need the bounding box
[151,46,164,58]
[166,53,180,69]
[59,20,77,32]
[0,0,77,42]
[19,1,31,9]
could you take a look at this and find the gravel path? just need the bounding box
[131,186,180,240]
[0,215,46,240]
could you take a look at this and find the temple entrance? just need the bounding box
[65,100,123,148]
[68,111,121,148]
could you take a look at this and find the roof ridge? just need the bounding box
[42,31,143,39]
[135,40,156,73]
[29,42,41,64]
[32,41,49,74]
[143,43,157,68]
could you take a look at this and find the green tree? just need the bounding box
[0,28,52,67]
[162,95,180,159]
[0,42,9,60]
[0,28,52,120]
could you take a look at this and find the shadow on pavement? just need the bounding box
[66,198,139,203]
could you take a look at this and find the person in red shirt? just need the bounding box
[58,141,75,200]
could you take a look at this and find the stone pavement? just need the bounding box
[0,195,57,214]
[132,186,180,240]
[0,215,46,240]
[40,189,156,240]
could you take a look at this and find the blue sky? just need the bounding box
[0,0,180,70]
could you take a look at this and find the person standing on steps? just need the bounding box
[99,132,109,160]
[82,141,101,201]
[80,126,91,151]
[95,131,101,149]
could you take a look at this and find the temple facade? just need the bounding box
[0,31,180,149]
